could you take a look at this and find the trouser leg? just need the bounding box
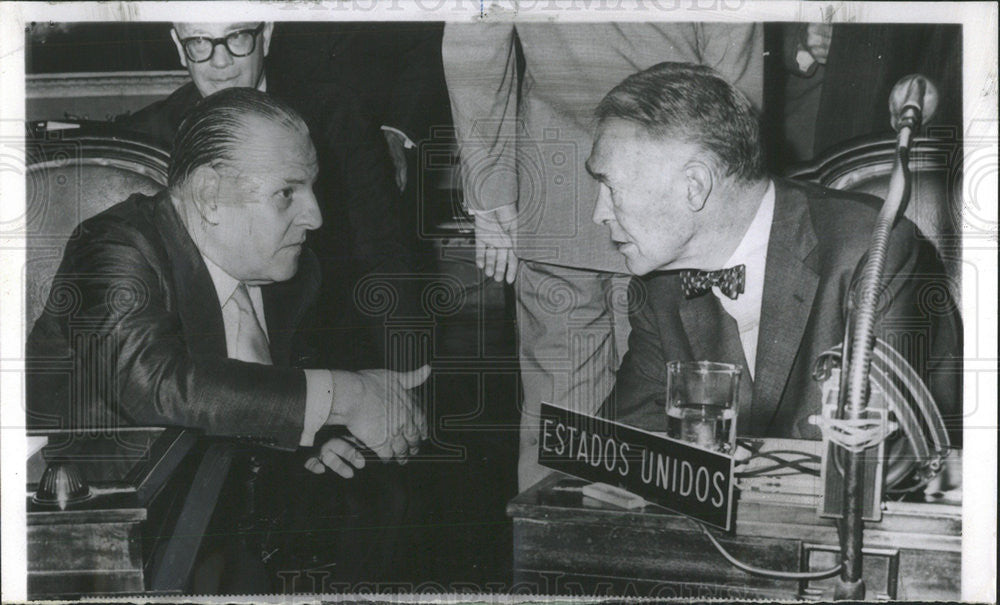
[515,260,631,491]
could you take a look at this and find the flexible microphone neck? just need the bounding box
[889,75,940,144]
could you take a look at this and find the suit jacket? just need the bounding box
[443,23,763,271]
[26,191,321,450]
[602,178,963,445]
[267,22,450,146]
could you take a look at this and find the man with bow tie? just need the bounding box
[589,62,962,443]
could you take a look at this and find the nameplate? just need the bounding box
[538,403,735,531]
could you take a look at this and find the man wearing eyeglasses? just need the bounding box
[118,22,416,373]
[172,22,270,96]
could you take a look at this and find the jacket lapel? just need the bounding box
[751,179,820,435]
[678,291,754,434]
[262,252,320,366]
[153,193,319,367]
[262,279,302,366]
[153,192,227,359]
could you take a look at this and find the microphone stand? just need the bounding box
[833,75,934,600]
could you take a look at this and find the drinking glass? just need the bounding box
[665,361,741,453]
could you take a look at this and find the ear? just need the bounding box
[189,164,222,226]
[170,28,189,69]
[683,160,713,212]
[261,22,275,57]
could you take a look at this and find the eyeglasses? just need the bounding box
[178,24,265,63]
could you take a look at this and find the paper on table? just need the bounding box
[27,436,47,459]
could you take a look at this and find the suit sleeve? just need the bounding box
[869,218,963,447]
[321,94,414,275]
[383,23,448,144]
[54,224,308,450]
[442,23,519,213]
[696,23,764,113]
[599,278,670,432]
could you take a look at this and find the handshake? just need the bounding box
[305,365,431,478]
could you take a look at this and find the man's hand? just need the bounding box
[382,129,409,192]
[802,22,833,65]
[788,22,833,77]
[328,365,430,462]
[305,436,366,478]
[474,202,518,284]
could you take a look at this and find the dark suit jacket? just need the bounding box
[769,23,963,167]
[602,178,963,445]
[267,22,450,146]
[26,190,321,450]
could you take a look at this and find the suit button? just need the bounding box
[528,436,538,446]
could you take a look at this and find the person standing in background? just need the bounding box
[770,22,962,168]
[267,22,452,269]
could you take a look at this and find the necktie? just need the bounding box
[679,264,746,300]
[226,283,272,365]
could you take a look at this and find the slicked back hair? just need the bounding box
[168,87,309,190]
[595,62,765,182]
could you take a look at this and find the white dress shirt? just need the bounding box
[713,180,775,379]
[202,255,331,447]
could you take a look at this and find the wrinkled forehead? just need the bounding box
[591,118,694,168]
[173,22,260,38]
[590,119,649,168]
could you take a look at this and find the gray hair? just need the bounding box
[168,87,308,189]
[596,62,765,182]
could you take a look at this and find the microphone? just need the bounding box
[889,74,939,132]
[830,71,944,600]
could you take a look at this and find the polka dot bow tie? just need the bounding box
[679,264,746,300]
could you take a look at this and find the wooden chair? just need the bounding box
[787,134,962,304]
[24,122,169,335]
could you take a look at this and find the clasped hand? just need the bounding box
[306,365,430,476]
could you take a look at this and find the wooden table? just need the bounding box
[508,473,961,600]
[26,428,234,598]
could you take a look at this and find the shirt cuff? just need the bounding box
[381,125,416,149]
[300,369,334,447]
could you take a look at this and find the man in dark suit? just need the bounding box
[28,88,429,590]
[267,22,450,193]
[267,21,451,268]
[588,62,962,445]
[116,21,417,370]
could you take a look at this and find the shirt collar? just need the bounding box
[723,180,775,272]
[168,193,243,306]
[202,253,241,309]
